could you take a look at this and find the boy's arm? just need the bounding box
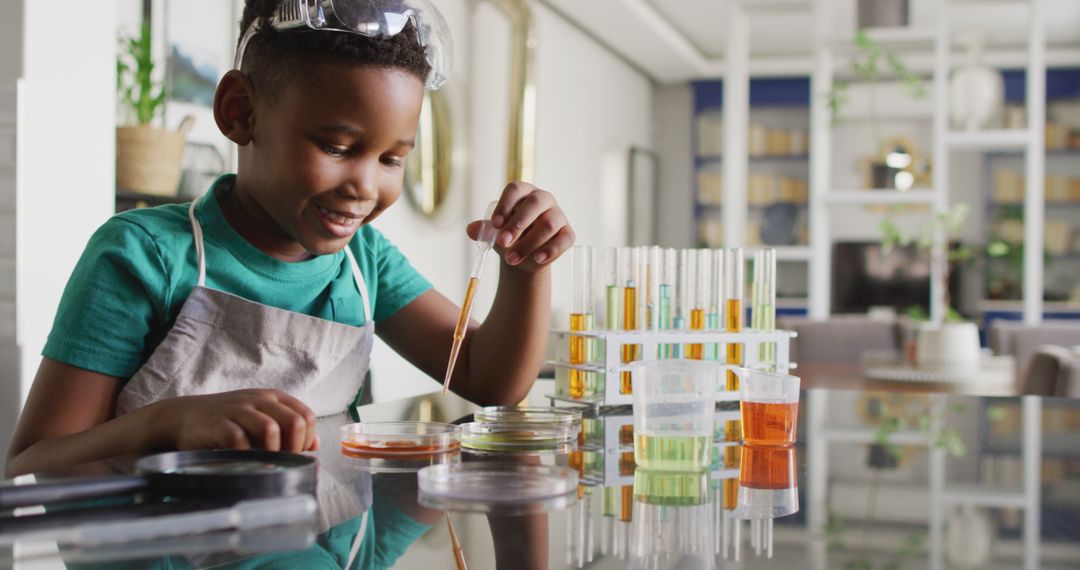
[5,358,319,478]
[376,183,572,405]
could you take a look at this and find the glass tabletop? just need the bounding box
[4,388,1080,569]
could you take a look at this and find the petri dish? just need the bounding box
[459,422,578,452]
[474,407,583,430]
[417,463,579,514]
[340,421,460,458]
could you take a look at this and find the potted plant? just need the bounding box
[880,204,1009,372]
[116,21,187,196]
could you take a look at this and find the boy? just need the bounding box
[6,0,573,477]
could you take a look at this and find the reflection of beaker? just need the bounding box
[629,469,715,570]
[731,444,799,520]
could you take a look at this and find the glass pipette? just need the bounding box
[443,201,499,395]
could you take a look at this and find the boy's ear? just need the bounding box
[214,70,257,146]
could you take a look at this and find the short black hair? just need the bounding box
[238,0,432,99]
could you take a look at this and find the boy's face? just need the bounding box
[239,62,424,256]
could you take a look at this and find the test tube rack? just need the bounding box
[546,328,797,408]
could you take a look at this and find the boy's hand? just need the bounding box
[466,182,575,273]
[152,389,318,453]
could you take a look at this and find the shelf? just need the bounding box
[115,189,187,206]
[942,484,1029,508]
[822,190,935,206]
[828,27,937,52]
[989,201,1080,208]
[774,246,811,261]
[947,130,1032,149]
[986,148,1080,158]
[695,154,810,165]
[820,427,928,446]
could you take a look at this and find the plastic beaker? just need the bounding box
[631,359,721,471]
[738,370,800,446]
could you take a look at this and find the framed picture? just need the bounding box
[149,0,240,193]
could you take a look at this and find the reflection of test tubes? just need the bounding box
[707,249,725,360]
[569,246,593,400]
[688,249,711,360]
[620,248,641,395]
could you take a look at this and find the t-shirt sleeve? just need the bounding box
[42,217,171,378]
[367,228,432,323]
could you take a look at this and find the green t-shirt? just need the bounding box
[43,174,432,380]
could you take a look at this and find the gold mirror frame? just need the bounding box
[404,90,453,218]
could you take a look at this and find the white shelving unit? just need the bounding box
[807,0,1047,324]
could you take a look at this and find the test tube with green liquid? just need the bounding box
[706,249,725,361]
[569,246,594,400]
[659,248,676,358]
[673,249,692,359]
[753,249,777,369]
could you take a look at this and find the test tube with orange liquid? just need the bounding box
[619,248,641,394]
[569,246,594,399]
[687,249,710,359]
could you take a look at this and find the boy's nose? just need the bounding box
[346,159,380,202]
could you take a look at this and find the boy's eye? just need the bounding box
[319,142,350,157]
[382,156,404,167]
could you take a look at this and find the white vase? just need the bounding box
[946,505,995,568]
[916,322,981,373]
[950,32,1004,131]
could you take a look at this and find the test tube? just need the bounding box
[673,249,692,358]
[620,248,640,395]
[761,249,777,368]
[605,247,621,331]
[646,246,661,333]
[688,249,710,359]
[707,249,726,360]
[569,246,593,400]
[724,248,745,388]
[659,248,676,358]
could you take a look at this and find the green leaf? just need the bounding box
[987,241,1010,257]
[986,406,1008,422]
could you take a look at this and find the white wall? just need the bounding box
[654,84,695,249]
[0,0,24,466]
[1,1,117,464]
[530,2,654,328]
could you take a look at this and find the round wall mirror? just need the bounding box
[404,90,453,218]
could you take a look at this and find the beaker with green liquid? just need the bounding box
[630,359,721,472]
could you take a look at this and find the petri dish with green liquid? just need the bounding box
[459,421,578,452]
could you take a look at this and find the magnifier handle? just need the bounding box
[0,475,149,510]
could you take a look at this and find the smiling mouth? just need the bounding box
[316,205,363,225]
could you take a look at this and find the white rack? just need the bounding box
[546,328,796,408]
[807,0,1047,324]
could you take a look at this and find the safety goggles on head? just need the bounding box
[234,0,453,90]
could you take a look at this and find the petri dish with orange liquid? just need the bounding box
[340,422,461,459]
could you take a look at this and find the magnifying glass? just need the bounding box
[0,449,317,510]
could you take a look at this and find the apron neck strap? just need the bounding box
[188,196,373,322]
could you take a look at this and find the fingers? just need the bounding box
[268,391,318,452]
[230,407,283,451]
[507,209,567,265]
[255,400,311,453]
[514,227,576,271]
[218,419,252,450]
[492,184,551,249]
[465,220,483,241]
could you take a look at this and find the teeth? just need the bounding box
[318,206,349,225]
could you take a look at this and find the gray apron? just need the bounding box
[116,196,375,419]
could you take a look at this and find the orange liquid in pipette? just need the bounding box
[443,277,478,394]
